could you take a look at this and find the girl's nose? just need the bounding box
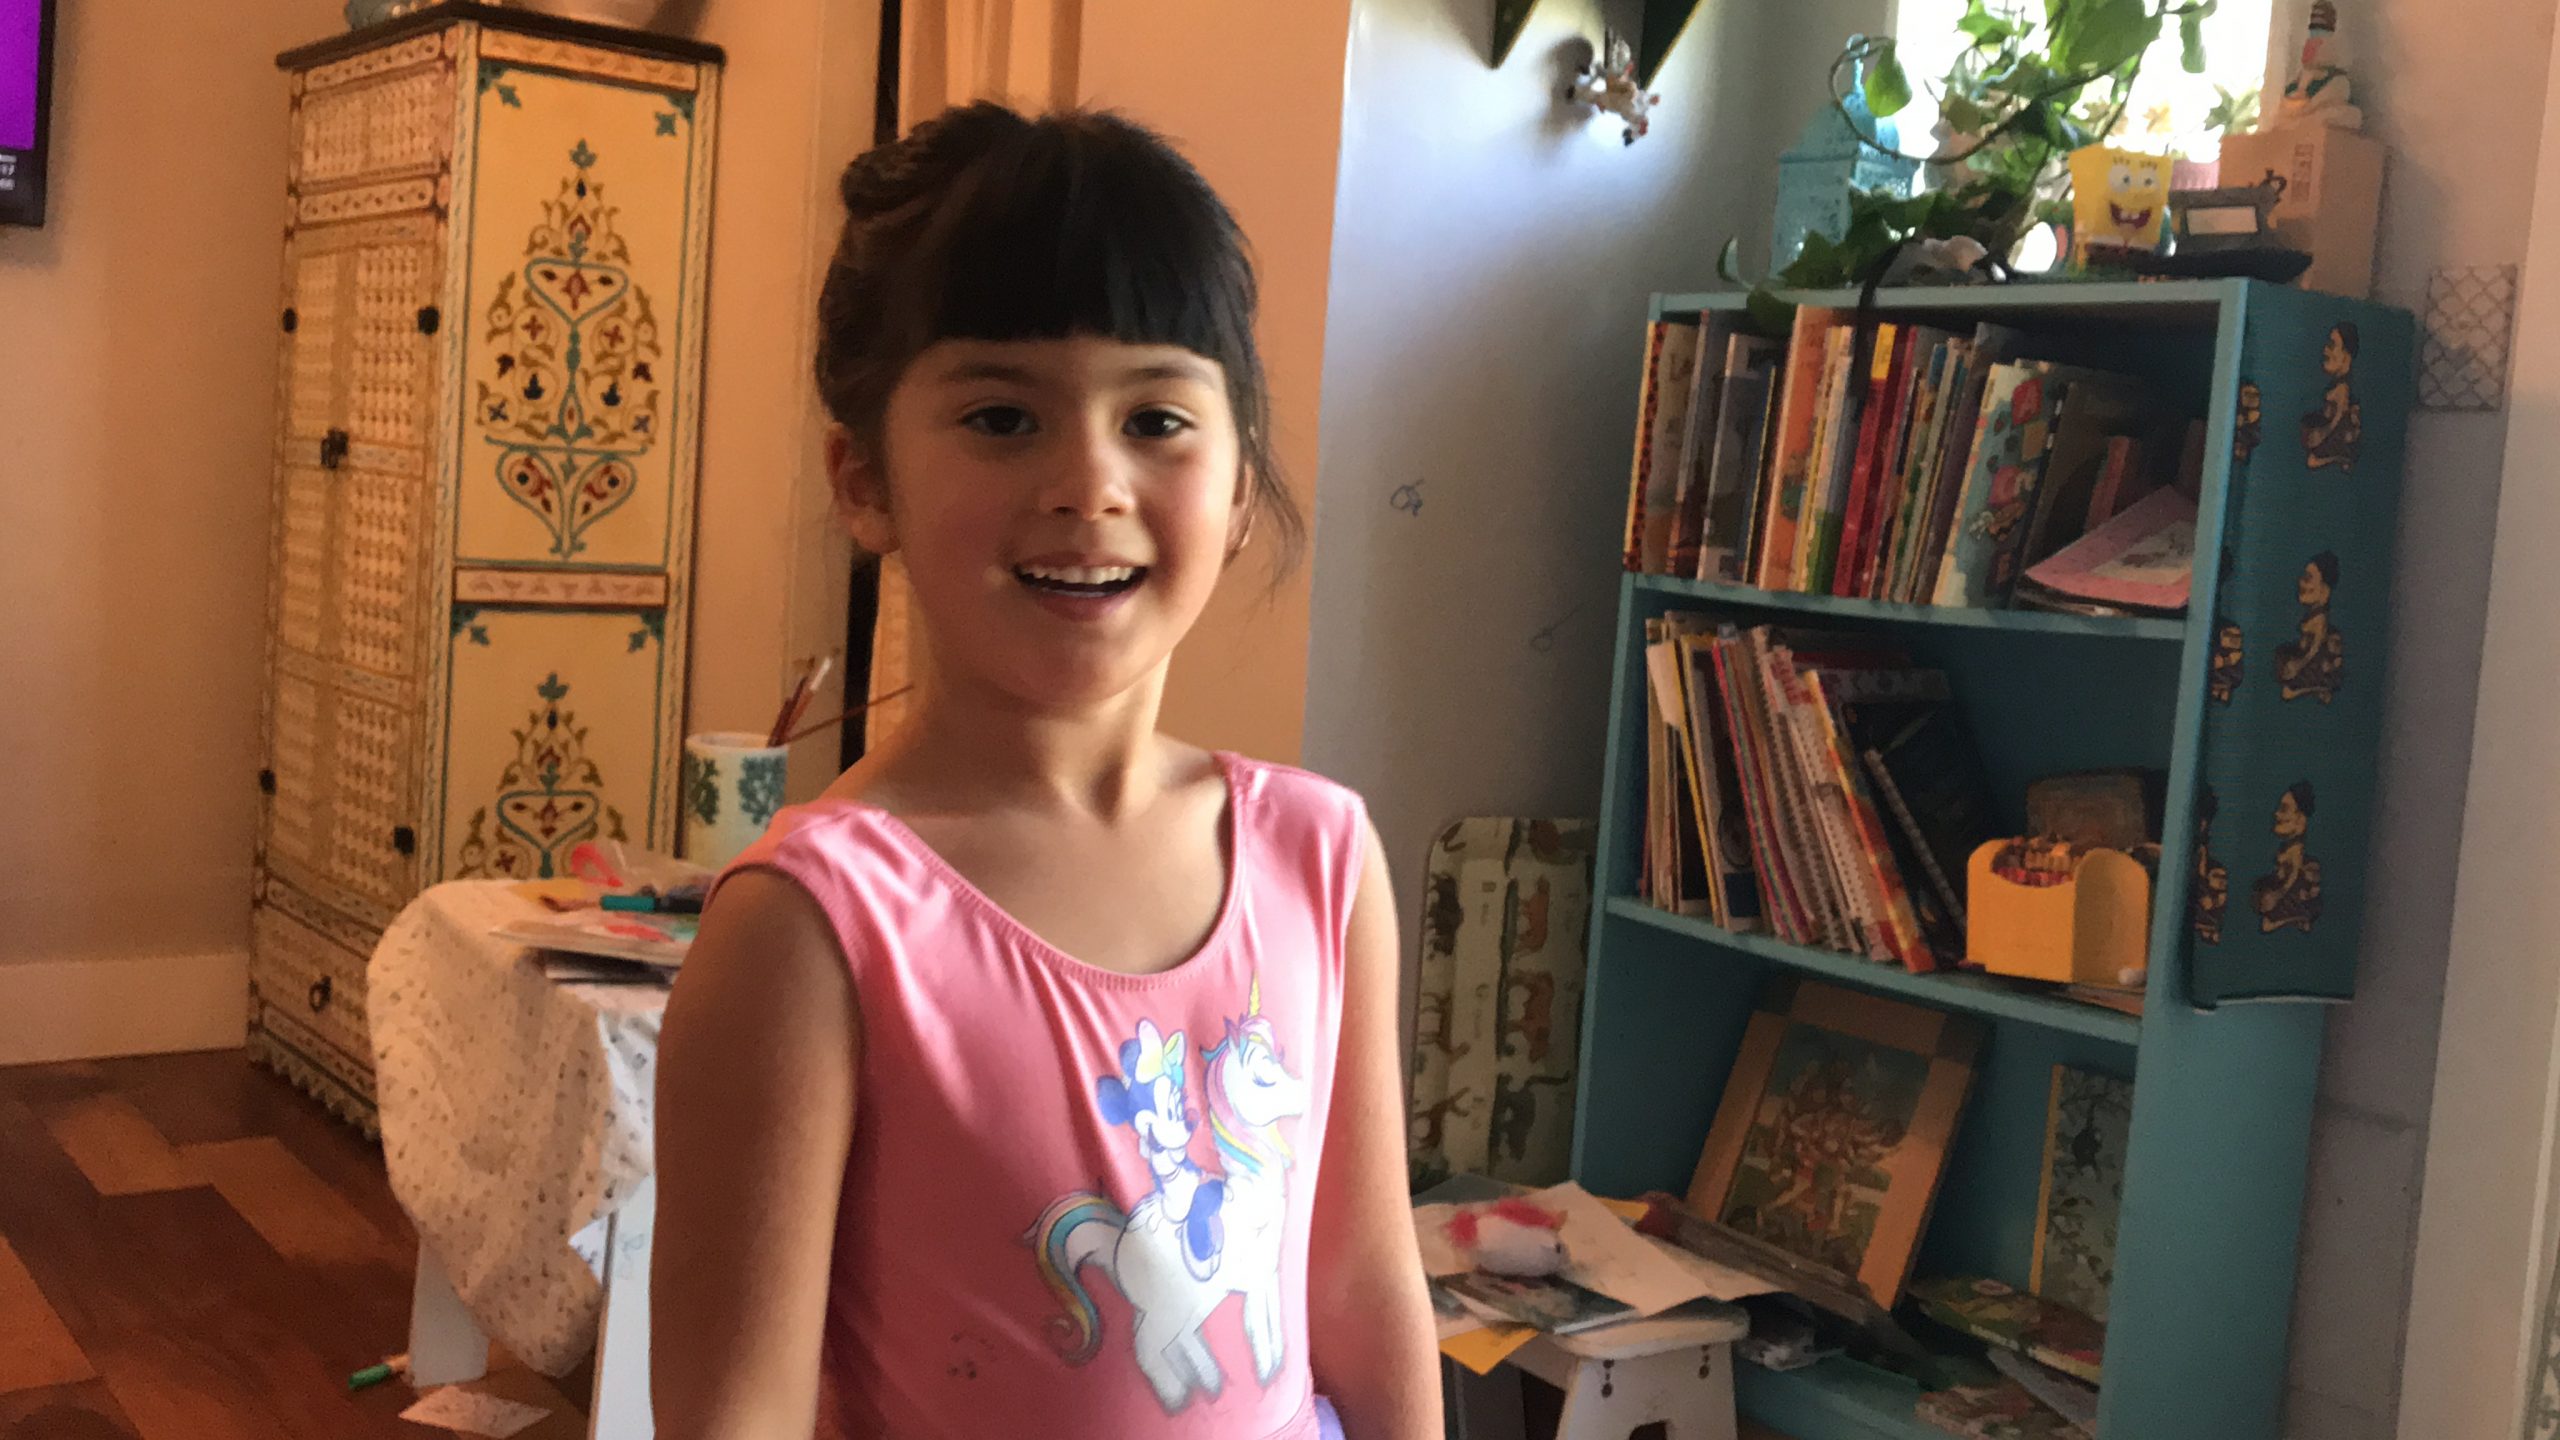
[1040,421,1136,519]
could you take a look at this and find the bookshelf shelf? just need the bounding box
[1574,281,2414,1440]
[1733,1356,1943,1440]
[1604,898,2141,1047]
[1629,573,2187,642]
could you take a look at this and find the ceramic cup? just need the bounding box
[681,731,788,872]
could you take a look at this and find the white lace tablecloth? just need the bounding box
[370,880,666,1375]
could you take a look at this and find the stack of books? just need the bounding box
[1622,309,2202,615]
[1639,618,1997,970]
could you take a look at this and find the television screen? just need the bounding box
[0,0,54,227]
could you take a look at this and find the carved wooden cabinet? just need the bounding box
[253,5,719,1126]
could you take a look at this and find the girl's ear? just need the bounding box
[1224,465,1256,563]
[827,424,900,556]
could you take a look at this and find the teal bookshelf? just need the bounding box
[1573,280,2413,1438]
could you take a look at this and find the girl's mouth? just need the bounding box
[1013,563,1148,599]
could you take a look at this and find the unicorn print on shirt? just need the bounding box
[1027,982,1310,1413]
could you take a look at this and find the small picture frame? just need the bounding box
[2170,170,2289,253]
[1687,978,1984,1308]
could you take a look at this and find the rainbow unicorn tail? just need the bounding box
[1025,1191,1126,1366]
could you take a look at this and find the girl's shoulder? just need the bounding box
[1223,751,1366,818]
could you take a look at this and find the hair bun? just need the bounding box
[838,101,1031,220]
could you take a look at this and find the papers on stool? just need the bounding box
[1420,1179,1776,1373]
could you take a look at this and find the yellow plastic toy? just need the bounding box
[1966,840,2152,986]
[2067,145,2173,260]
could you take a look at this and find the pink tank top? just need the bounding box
[718,754,1362,1440]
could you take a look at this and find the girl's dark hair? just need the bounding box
[814,102,1303,578]
[2284,780,2317,816]
[2308,550,2340,589]
[2331,322,2360,358]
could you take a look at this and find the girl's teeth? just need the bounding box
[1020,565,1136,585]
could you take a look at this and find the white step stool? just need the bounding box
[1448,1303,1750,1440]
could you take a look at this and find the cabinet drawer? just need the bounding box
[248,891,379,1098]
[291,35,455,192]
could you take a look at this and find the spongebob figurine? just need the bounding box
[2067,145,2174,264]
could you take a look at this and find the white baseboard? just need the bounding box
[0,950,249,1067]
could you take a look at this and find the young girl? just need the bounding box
[649,103,1442,1440]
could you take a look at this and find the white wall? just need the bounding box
[1304,0,2547,1433]
[2276,0,2560,1431]
[1303,0,1786,933]
[2393,0,2560,1432]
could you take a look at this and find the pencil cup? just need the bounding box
[681,732,788,872]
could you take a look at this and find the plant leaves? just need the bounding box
[2064,0,2160,77]
[1863,39,1914,116]
[1745,287,1796,336]
[1717,236,1748,286]
[1958,0,2016,41]
[2179,9,2207,72]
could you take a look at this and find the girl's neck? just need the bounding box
[869,667,1187,822]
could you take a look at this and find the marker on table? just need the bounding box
[348,1353,409,1391]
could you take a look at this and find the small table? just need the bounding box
[1450,1303,1751,1440]
[370,881,667,1440]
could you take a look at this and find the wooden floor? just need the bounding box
[0,1049,590,1440]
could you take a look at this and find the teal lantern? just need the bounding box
[1771,41,1922,268]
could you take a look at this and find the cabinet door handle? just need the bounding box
[391,825,417,856]
[258,767,276,795]
[416,305,441,335]
[281,306,299,333]
[308,976,333,1013]
[319,428,350,471]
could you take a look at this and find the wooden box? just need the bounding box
[249,5,721,1127]
[2215,124,2386,300]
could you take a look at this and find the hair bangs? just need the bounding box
[901,119,1257,373]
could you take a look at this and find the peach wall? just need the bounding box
[685,0,880,798]
[0,0,882,1058]
[0,0,336,1050]
[1077,0,1353,765]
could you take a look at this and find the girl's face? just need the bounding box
[2323,331,2350,376]
[839,335,1244,709]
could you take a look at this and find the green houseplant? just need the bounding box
[1727,0,2215,313]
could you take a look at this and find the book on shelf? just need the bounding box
[2018,372,2161,580]
[1750,306,1846,589]
[1831,323,1922,599]
[1622,319,1703,574]
[1856,701,2000,932]
[2015,486,2199,616]
[1645,626,1716,919]
[1612,308,2221,612]
[1667,314,1738,578]
[1909,1275,2105,1386]
[1793,325,1864,593]
[1637,617,1995,973]
[1697,333,1782,582]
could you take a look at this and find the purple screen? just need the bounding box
[0,0,38,153]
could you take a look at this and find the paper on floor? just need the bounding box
[398,1388,551,1438]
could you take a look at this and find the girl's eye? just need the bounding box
[1126,408,1192,440]
[961,405,1036,438]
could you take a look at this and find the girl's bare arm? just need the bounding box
[652,871,859,1438]
[1308,821,1444,1438]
